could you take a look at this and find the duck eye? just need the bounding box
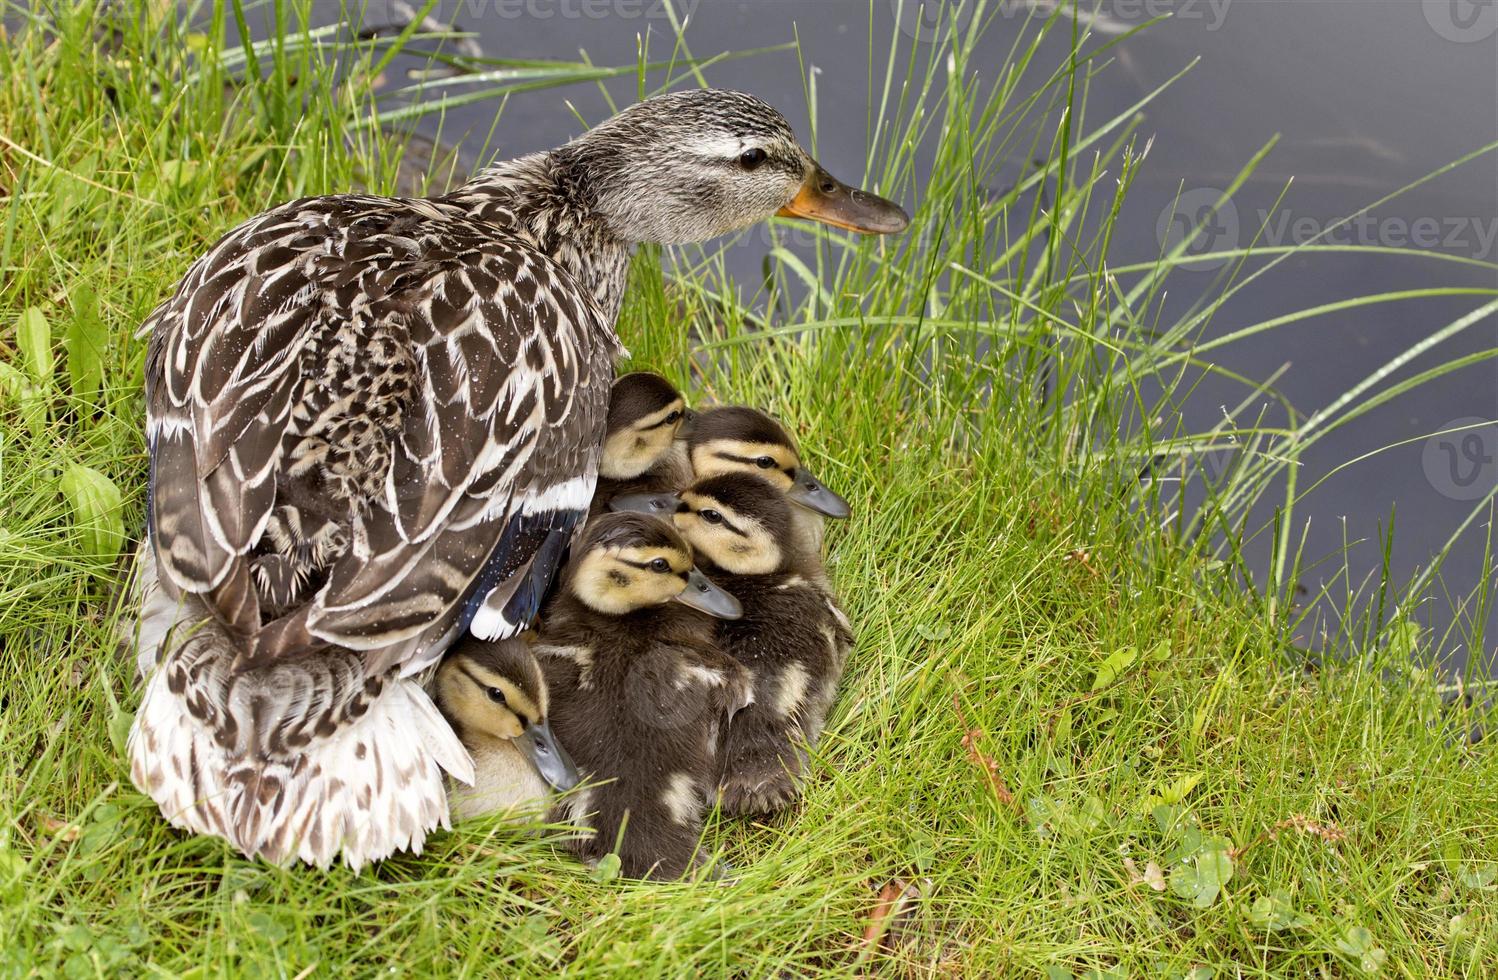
[665,411,682,424]
[755,456,775,469]
[649,557,671,573]
[486,687,507,705]
[701,509,724,525]
[738,147,767,170]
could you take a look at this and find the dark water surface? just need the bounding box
[310,1,1497,669]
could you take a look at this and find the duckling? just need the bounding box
[589,372,694,519]
[614,405,850,566]
[669,473,854,816]
[533,512,748,879]
[434,637,578,821]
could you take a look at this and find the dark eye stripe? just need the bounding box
[620,557,681,572]
[639,412,680,431]
[693,508,748,538]
[717,451,791,467]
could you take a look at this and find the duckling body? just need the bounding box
[534,513,748,878]
[671,474,853,815]
[434,637,577,822]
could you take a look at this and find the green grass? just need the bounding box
[3,1,1497,975]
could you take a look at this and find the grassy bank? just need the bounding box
[2,1,1496,975]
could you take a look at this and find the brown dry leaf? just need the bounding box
[861,878,926,955]
[1143,861,1166,892]
[38,813,80,842]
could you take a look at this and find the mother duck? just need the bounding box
[125,89,908,869]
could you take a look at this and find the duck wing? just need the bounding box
[144,195,613,673]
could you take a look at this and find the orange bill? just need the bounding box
[777,163,910,235]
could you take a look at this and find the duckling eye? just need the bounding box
[649,557,671,573]
[486,687,507,705]
[738,147,767,170]
[665,411,682,424]
[755,456,776,469]
[700,509,724,525]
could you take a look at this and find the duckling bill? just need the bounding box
[533,512,748,879]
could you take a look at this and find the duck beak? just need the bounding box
[608,491,682,518]
[777,162,909,235]
[677,409,698,439]
[515,719,579,792]
[786,467,852,519]
[675,567,743,620]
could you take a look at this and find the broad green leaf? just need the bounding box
[1335,924,1387,974]
[1247,889,1311,931]
[17,307,54,382]
[1,360,50,433]
[1091,646,1138,691]
[1456,862,1497,890]
[1169,836,1234,908]
[590,852,621,882]
[59,464,125,560]
[65,285,107,405]
[1146,639,1172,662]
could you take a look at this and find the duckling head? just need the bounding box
[436,639,579,792]
[682,406,851,520]
[566,512,742,619]
[600,372,691,480]
[671,472,798,577]
[558,89,909,245]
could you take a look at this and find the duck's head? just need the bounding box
[436,639,579,792]
[600,372,692,480]
[564,512,742,619]
[670,473,798,576]
[638,406,850,521]
[560,89,909,245]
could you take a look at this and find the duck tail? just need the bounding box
[129,609,475,870]
[238,676,475,870]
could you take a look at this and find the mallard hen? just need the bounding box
[125,88,907,868]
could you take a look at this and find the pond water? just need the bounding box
[314,1,1498,669]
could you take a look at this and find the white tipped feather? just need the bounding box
[264,679,474,870]
[127,607,475,870]
[128,661,234,842]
